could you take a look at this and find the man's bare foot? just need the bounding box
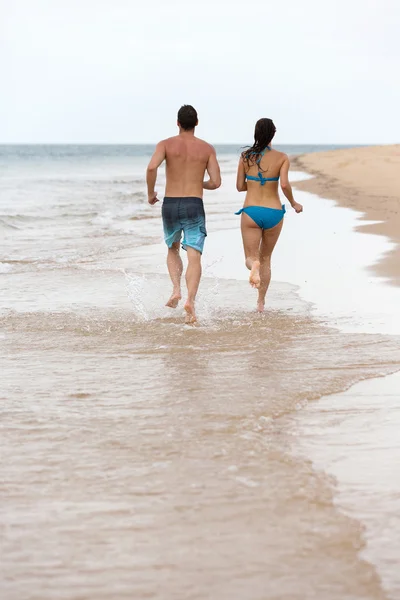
[257,301,265,313]
[249,261,261,289]
[184,301,197,324]
[165,292,181,308]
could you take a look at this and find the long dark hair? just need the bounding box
[242,118,276,166]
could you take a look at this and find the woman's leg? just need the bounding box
[257,220,283,311]
[240,213,263,288]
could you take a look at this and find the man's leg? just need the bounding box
[184,247,202,323]
[166,241,183,308]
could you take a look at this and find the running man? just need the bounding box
[146,105,221,323]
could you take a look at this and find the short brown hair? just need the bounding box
[177,105,198,130]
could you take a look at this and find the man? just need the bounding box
[146,105,221,323]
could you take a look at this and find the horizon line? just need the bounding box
[0,142,368,146]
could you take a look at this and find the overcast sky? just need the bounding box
[1,0,399,144]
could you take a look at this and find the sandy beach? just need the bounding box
[292,145,400,284]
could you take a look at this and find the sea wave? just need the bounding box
[128,213,159,221]
[60,211,99,218]
[91,202,155,226]
[0,177,146,188]
[116,191,146,201]
[0,262,13,273]
[112,178,145,185]
[0,217,21,230]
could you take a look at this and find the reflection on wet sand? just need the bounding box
[2,292,399,599]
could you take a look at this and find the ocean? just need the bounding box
[1,144,400,600]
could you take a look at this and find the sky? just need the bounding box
[1,0,399,144]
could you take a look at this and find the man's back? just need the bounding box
[164,135,213,198]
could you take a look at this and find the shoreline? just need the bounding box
[208,173,400,596]
[285,151,400,597]
[291,145,400,285]
[201,181,400,597]
[289,369,400,600]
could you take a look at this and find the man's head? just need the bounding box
[177,105,198,131]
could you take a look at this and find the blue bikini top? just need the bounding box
[245,146,279,185]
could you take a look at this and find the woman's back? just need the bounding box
[243,148,286,209]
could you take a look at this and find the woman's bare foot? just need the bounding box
[249,260,261,289]
[184,301,197,324]
[165,291,181,308]
[257,301,265,313]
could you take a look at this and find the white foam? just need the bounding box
[124,272,150,321]
[0,263,13,274]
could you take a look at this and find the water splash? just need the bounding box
[123,271,149,321]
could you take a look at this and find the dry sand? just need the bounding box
[291,145,400,285]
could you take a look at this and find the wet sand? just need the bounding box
[2,271,400,600]
[290,371,400,599]
[287,152,400,598]
[291,145,400,284]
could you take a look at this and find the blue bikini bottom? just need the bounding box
[235,205,285,230]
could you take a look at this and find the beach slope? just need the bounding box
[292,145,400,284]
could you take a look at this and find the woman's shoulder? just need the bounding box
[271,149,288,159]
[271,150,290,167]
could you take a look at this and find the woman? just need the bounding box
[236,118,303,312]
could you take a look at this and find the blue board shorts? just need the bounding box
[162,197,207,254]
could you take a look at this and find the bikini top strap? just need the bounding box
[256,146,271,166]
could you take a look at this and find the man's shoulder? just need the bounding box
[160,136,178,146]
[194,137,215,154]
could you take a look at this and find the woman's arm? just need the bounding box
[236,157,247,192]
[280,157,303,213]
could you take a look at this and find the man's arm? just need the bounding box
[280,157,303,213]
[146,142,166,204]
[203,147,221,190]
